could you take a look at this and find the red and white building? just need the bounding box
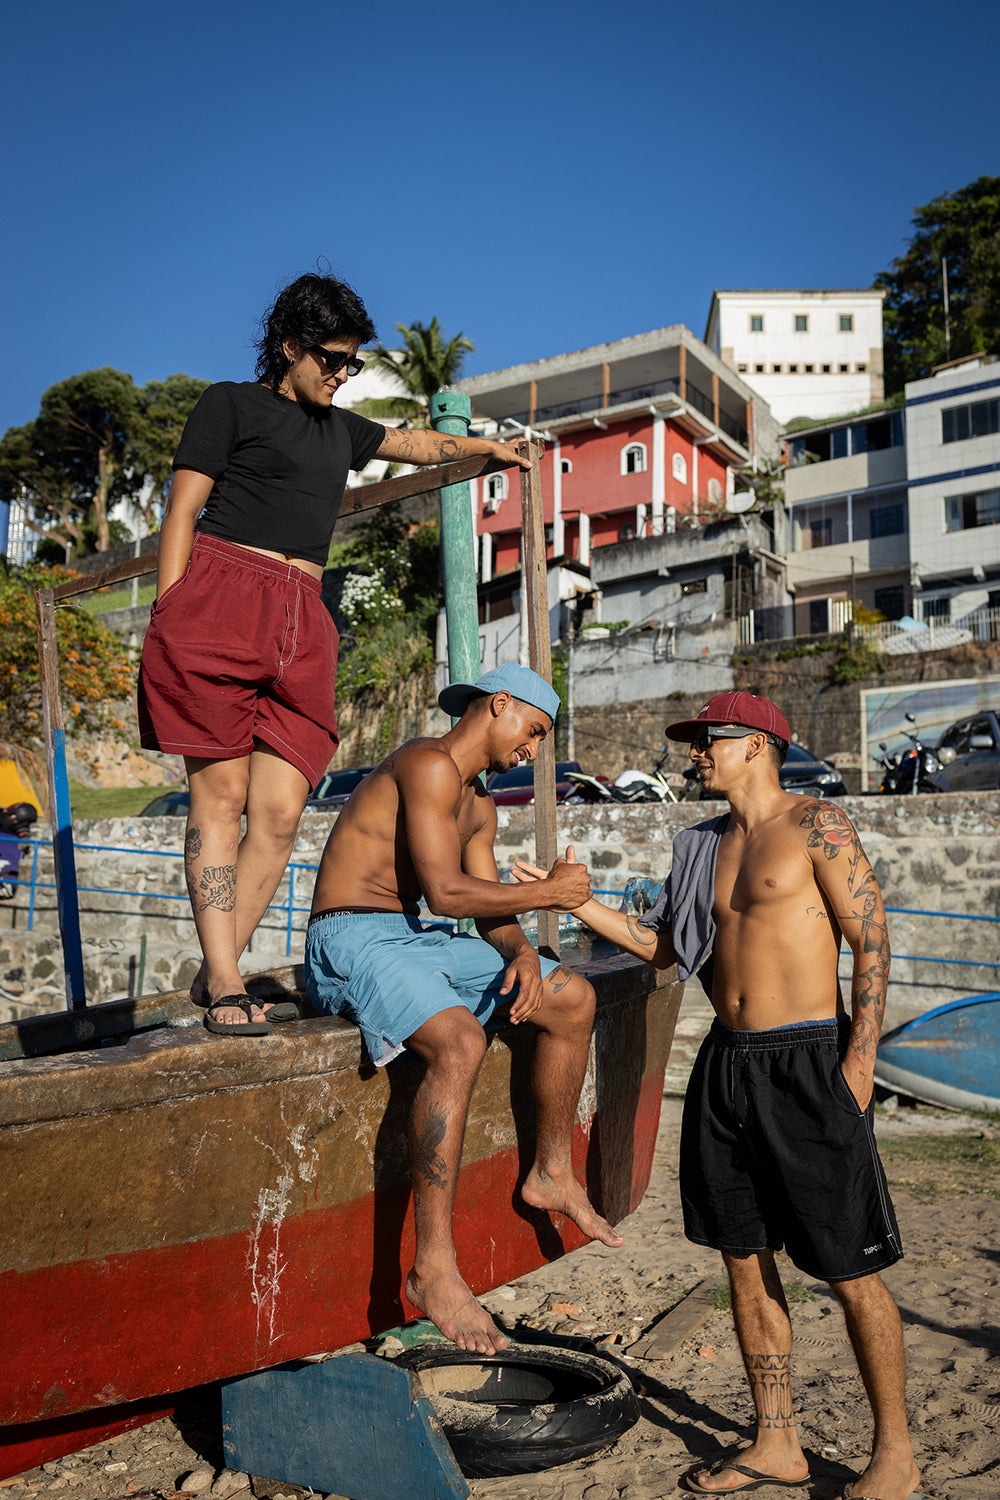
[459,325,780,582]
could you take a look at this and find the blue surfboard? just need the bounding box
[875,993,1000,1111]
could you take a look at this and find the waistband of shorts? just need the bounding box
[193,532,323,592]
[709,1015,843,1050]
[308,907,422,928]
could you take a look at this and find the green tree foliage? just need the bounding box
[353,317,475,427]
[876,176,1000,391]
[334,508,443,701]
[0,369,207,558]
[0,420,85,556]
[130,374,211,526]
[0,562,136,741]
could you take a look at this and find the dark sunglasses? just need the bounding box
[307,347,366,378]
[689,723,778,753]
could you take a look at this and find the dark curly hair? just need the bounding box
[254,273,377,389]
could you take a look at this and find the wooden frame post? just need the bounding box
[35,588,87,1008]
[520,438,559,958]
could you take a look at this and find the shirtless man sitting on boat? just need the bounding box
[514,691,920,1500]
[304,663,623,1356]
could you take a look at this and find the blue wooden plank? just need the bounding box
[222,1354,468,1500]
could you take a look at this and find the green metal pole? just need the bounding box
[431,389,481,936]
[429,389,480,690]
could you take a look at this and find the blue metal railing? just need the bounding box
[5,850,999,970]
[6,837,321,957]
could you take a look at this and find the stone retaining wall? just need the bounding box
[2,794,997,1033]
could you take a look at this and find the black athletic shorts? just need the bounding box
[680,1017,902,1282]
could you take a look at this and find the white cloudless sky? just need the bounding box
[2,0,997,434]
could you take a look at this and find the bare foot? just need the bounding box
[520,1165,625,1248]
[687,1439,809,1493]
[405,1268,508,1355]
[847,1453,922,1500]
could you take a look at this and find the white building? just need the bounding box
[905,355,1000,622]
[704,289,886,424]
[778,353,1000,633]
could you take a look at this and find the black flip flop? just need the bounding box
[258,999,299,1022]
[681,1458,810,1494]
[204,996,273,1036]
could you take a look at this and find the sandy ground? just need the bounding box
[3,1098,998,1500]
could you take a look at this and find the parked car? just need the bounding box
[137,790,190,817]
[485,760,590,806]
[303,765,376,811]
[778,742,847,797]
[686,741,846,800]
[927,710,1000,793]
[138,764,377,818]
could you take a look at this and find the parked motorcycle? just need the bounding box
[873,713,943,795]
[564,750,693,805]
[0,802,38,900]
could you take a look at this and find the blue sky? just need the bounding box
[2,0,997,435]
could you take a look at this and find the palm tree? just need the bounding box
[353,318,475,427]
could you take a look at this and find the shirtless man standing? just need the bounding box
[515,692,920,1500]
[304,663,624,1357]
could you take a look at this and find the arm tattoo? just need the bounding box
[743,1353,795,1428]
[188,863,237,912]
[409,1101,449,1190]
[801,803,891,1057]
[433,436,460,462]
[387,428,416,461]
[799,800,855,861]
[625,914,658,947]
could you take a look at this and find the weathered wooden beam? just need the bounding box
[628,1281,715,1360]
[51,451,522,602]
[338,449,519,517]
[520,439,559,958]
[52,552,157,600]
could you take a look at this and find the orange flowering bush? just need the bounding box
[0,563,136,742]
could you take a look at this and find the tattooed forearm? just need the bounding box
[410,1102,450,1190]
[625,914,659,947]
[743,1353,795,1428]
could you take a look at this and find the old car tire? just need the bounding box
[401,1343,639,1477]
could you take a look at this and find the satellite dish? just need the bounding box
[725,491,755,514]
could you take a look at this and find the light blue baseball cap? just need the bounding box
[438,663,560,722]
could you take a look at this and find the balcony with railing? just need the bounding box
[504,377,749,448]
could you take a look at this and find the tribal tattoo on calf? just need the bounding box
[743,1354,796,1428]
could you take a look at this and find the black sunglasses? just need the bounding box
[307,347,365,378]
[689,724,778,752]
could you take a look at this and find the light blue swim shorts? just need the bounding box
[304,911,560,1067]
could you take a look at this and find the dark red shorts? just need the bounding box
[138,534,339,787]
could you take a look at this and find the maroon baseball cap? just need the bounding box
[665,691,791,744]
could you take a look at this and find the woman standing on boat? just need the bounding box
[138,271,526,1036]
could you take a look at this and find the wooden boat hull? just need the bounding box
[0,949,681,1479]
[874,992,1000,1111]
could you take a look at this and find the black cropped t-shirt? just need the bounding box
[174,382,385,565]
